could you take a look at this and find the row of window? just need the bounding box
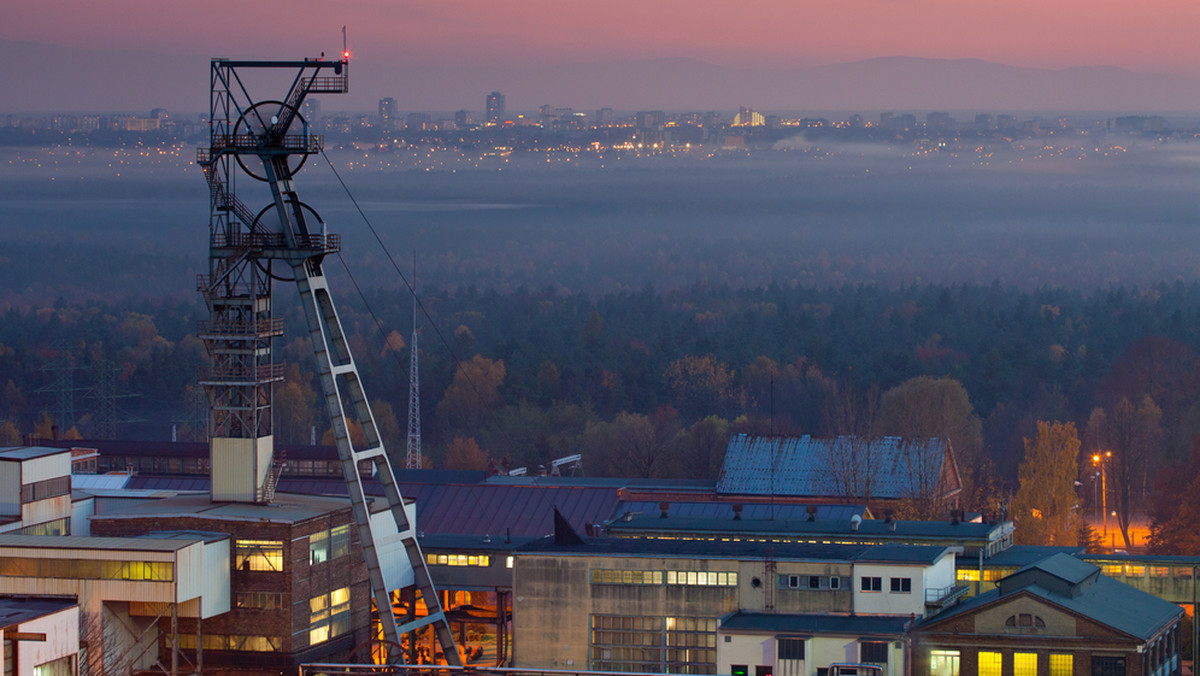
[427,554,491,567]
[21,475,70,504]
[176,634,281,652]
[961,565,1200,583]
[309,586,351,646]
[309,525,350,565]
[18,517,69,537]
[591,569,739,587]
[0,556,173,581]
[590,614,719,675]
[779,574,844,590]
[235,591,284,611]
[931,650,1090,676]
[861,576,911,593]
[768,639,887,664]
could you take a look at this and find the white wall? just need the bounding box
[6,606,79,676]
[21,453,70,485]
[853,563,927,616]
[0,461,21,516]
[719,633,907,676]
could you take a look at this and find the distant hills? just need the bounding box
[5,38,1200,114]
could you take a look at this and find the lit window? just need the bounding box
[1049,654,1072,676]
[235,540,283,572]
[1014,652,1037,676]
[930,650,960,676]
[979,651,1002,676]
[506,556,513,569]
[1150,567,1169,578]
[330,524,350,559]
[310,530,329,565]
[309,586,351,646]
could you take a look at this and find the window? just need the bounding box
[20,476,70,503]
[1091,656,1124,676]
[235,592,283,611]
[1005,614,1046,632]
[861,576,882,592]
[177,634,281,652]
[1150,567,1169,578]
[330,524,350,559]
[1014,652,1037,676]
[590,615,717,674]
[32,656,73,676]
[830,576,841,589]
[1101,564,1122,576]
[930,650,959,676]
[665,570,737,587]
[1049,654,1072,676]
[979,651,1002,676]
[310,529,329,565]
[778,638,805,661]
[809,575,821,589]
[309,586,351,645]
[733,667,749,676]
[235,540,283,572]
[1125,565,1145,577]
[860,642,888,665]
[890,577,912,593]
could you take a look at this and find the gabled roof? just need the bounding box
[922,555,1182,641]
[717,434,959,500]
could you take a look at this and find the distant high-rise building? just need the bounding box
[486,91,505,124]
[634,110,667,130]
[975,113,994,130]
[595,108,614,125]
[379,97,398,130]
[405,112,431,131]
[996,114,1018,130]
[732,107,764,127]
[926,111,953,129]
[455,109,473,128]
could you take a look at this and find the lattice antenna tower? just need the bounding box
[405,257,421,470]
[195,53,459,664]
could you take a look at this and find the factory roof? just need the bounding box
[0,596,77,630]
[717,434,960,500]
[0,446,69,461]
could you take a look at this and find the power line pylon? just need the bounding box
[406,261,422,470]
[196,54,459,665]
[37,340,85,433]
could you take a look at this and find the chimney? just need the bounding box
[659,502,670,519]
[732,504,743,521]
[851,515,862,531]
[807,505,817,522]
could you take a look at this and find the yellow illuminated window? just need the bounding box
[1014,652,1037,676]
[979,651,1002,676]
[930,650,960,676]
[1101,564,1122,576]
[235,540,283,572]
[957,569,980,582]
[309,586,351,646]
[310,530,329,565]
[1125,565,1145,577]
[1049,654,1072,676]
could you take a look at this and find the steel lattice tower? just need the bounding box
[405,276,421,470]
[196,55,459,665]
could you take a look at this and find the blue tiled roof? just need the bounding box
[717,434,955,499]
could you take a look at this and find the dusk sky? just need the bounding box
[9,0,1200,71]
[8,0,1200,112]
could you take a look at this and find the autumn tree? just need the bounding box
[0,421,19,445]
[663,354,741,422]
[678,415,731,480]
[878,376,989,513]
[1086,395,1163,549]
[436,355,505,434]
[1012,421,1083,546]
[820,379,882,503]
[274,363,321,444]
[581,411,677,478]
[443,436,490,471]
[1146,437,1200,555]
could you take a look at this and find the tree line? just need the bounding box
[5,280,1200,550]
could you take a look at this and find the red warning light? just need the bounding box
[343,50,350,60]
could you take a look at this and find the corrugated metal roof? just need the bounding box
[0,596,77,630]
[0,446,70,461]
[717,434,952,499]
[0,533,202,552]
[613,501,865,522]
[72,474,132,491]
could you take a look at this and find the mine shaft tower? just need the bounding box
[196,54,460,664]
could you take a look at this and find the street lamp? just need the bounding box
[1092,452,1111,536]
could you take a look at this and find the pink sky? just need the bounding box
[7,0,1200,73]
